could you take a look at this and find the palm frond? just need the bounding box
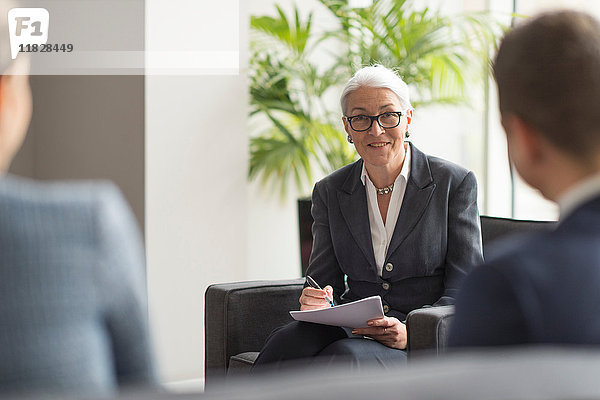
[250,4,313,56]
[249,0,507,199]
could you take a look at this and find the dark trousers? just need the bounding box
[252,321,406,372]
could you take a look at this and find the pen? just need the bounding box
[305,275,335,307]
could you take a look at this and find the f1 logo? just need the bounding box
[8,8,49,59]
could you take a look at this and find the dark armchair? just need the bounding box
[205,216,556,384]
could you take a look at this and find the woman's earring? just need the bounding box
[347,135,354,144]
[405,130,411,138]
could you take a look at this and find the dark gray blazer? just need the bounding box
[0,176,157,397]
[449,194,600,347]
[306,143,483,321]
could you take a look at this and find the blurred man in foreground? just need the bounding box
[449,10,600,347]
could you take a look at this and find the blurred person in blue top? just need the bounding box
[0,2,158,396]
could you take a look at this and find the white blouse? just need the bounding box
[360,145,411,276]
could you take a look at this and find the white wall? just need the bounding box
[146,75,248,382]
[145,0,247,383]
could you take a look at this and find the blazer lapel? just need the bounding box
[387,144,436,259]
[337,160,378,274]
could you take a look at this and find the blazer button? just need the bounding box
[382,282,390,290]
[383,305,390,313]
[385,263,393,272]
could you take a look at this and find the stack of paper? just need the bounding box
[290,296,384,328]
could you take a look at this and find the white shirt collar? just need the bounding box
[557,172,600,220]
[360,143,411,187]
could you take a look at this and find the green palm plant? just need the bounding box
[249,0,505,198]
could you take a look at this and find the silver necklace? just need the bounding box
[375,183,394,195]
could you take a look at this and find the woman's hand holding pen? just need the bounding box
[352,317,407,350]
[299,286,334,311]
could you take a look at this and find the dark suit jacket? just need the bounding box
[448,194,600,347]
[306,143,483,321]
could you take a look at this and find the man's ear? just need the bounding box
[503,114,545,167]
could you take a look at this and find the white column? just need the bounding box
[145,0,247,383]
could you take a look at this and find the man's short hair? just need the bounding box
[494,10,600,162]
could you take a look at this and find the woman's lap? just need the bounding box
[316,337,406,368]
[252,321,406,371]
[253,321,348,366]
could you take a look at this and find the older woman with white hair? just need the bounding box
[253,64,483,369]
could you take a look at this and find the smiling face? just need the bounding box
[343,86,412,175]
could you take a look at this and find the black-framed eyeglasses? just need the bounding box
[344,111,404,132]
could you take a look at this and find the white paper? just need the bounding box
[290,296,384,328]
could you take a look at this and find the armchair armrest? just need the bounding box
[406,305,455,359]
[204,279,304,385]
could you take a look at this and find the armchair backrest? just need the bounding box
[480,216,556,257]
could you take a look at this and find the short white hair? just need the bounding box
[340,65,412,115]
